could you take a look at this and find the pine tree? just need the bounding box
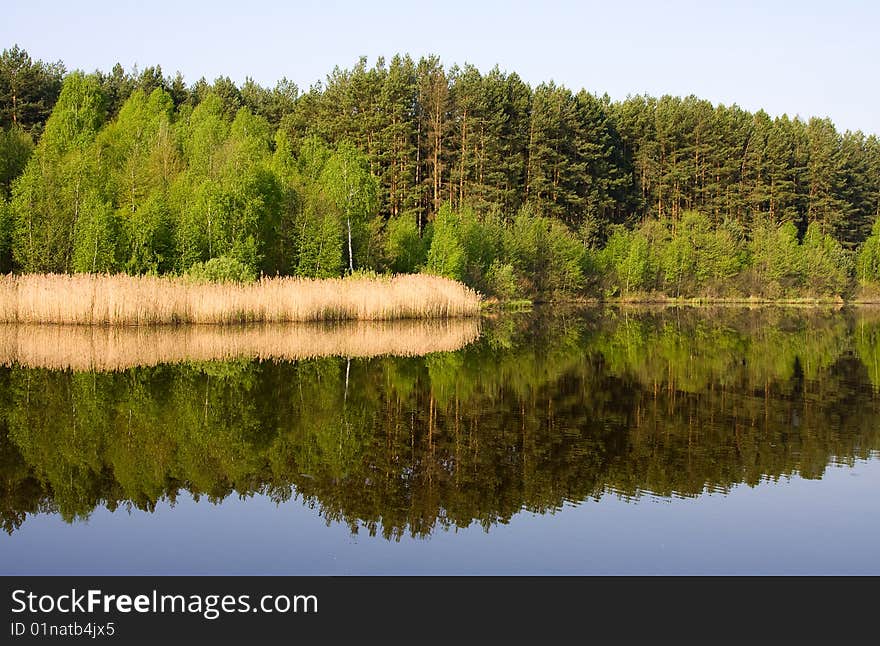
[416,56,450,221]
[805,117,846,235]
[0,45,65,136]
[0,125,33,197]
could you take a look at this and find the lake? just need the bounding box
[1,306,879,574]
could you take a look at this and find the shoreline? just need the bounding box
[3,271,879,327]
[0,273,482,325]
[483,295,880,309]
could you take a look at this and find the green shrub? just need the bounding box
[748,221,804,295]
[385,214,427,274]
[658,212,746,296]
[485,260,520,300]
[801,222,852,296]
[185,256,257,283]
[598,225,656,295]
[856,218,880,285]
[426,205,466,281]
[505,207,586,296]
[0,198,10,272]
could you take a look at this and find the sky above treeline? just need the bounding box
[3,0,878,135]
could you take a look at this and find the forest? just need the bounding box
[2,45,880,300]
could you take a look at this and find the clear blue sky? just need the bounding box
[3,0,878,134]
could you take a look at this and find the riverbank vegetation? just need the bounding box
[0,273,480,324]
[2,46,880,302]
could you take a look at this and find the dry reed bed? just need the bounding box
[0,319,482,371]
[0,273,482,325]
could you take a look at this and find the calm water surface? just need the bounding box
[2,307,879,574]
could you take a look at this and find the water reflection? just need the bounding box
[0,319,481,370]
[1,307,879,539]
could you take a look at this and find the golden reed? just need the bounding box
[0,319,481,371]
[0,273,481,325]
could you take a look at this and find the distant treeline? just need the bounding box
[2,46,880,299]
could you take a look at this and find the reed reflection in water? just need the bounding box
[0,318,482,371]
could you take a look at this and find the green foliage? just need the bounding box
[598,225,655,295]
[596,214,852,299]
[179,94,229,176]
[748,221,805,295]
[40,72,107,153]
[506,208,586,295]
[696,217,748,285]
[425,203,586,298]
[0,45,64,136]
[10,72,107,272]
[170,100,283,273]
[293,191,344,278]
[123,192,174,274]
[459,210,504,287]
[425,205,466,281]
[284,137,344,278]
[384,214,427,273]
[485,260,519,300]
[320,141,380,272]
[655,212,747,296]
[1,49,877,301]
[0,198,10,271]
[71,192,119,273]
[185,255,257,283]
[0,126,33,196]
[856,218,880,285]
[92,88,178,273]
[801,222,852,296]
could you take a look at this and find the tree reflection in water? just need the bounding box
[1,307,879,539]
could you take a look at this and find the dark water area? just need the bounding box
[2,306,879,574]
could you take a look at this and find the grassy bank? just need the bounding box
[0,273,481,325]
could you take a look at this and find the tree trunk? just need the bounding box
[460,109,467,206]
[347,216,354,272]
